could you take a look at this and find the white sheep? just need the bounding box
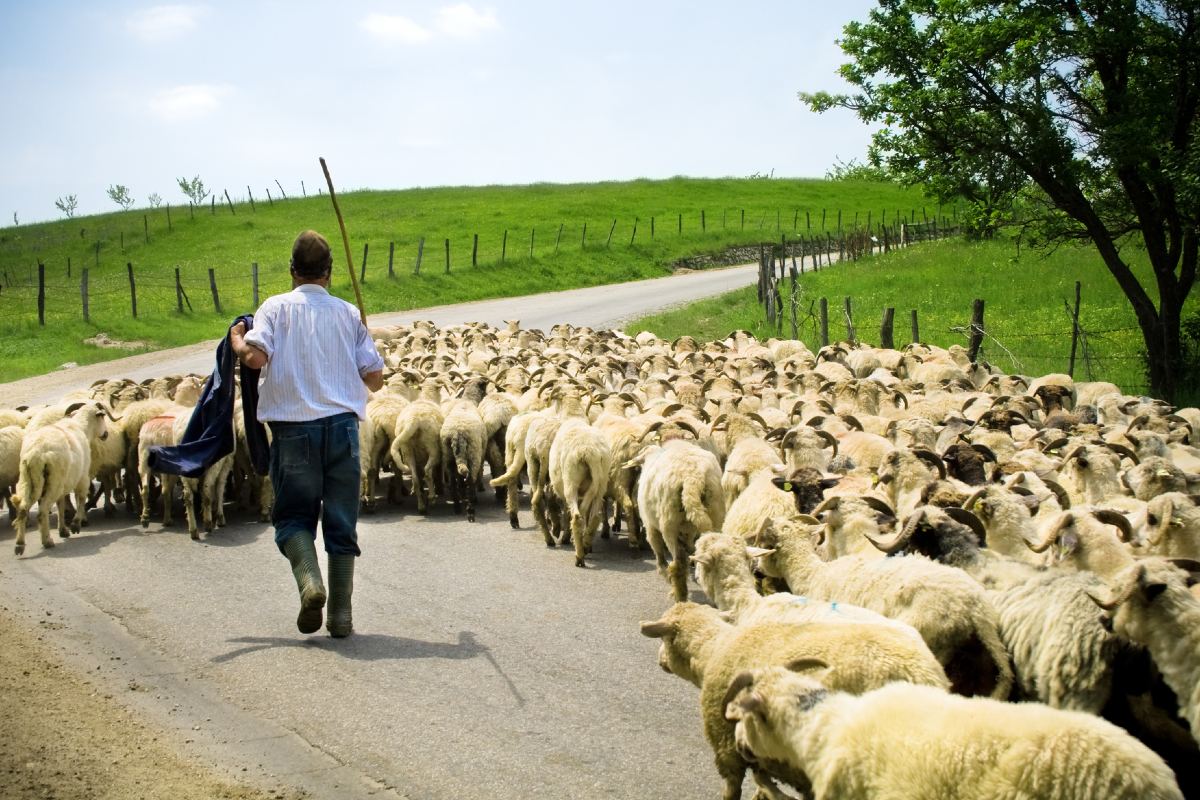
[548,416,611,567]
[755,516,1013,699]
[726,667,1183,800]
[1,424,23,520]
[629,439,725,600]
[12,402,114,555]
[390,397,444,515]
[440,398,486,522]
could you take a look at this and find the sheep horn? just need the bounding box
[722,671,759,711]
[764,427,788,442]
[1086,566,1145,611]
[1042,479,1072,509]
[893,391,908,409]
[867,508,923,554]
[840,414,864,431]
[814,430,839,456]
[811,496,842,515]
[783,657,830,674]
[1106,442,1140,465]
[945,506,987,543]
[1092,509,1134,542]
[1025,514,1071,553]
[963,487,987,511]
[746,413,769,430]
[672,421,700,439]
[912,449,947,479]
[859,496,897,519]
[972,444,997,463]
[63,401,88,416]
[638,420,665,441]
[1041,437,1069,454]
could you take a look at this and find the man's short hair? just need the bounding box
[291,230,333,278]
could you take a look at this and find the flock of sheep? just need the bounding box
[2,318,1200,800]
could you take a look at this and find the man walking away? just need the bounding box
[230,230,384,637]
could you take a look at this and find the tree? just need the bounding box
[147,192,163,208]
[176,175,210,206]
[106,184,135,211]
[55,195,78,218]
[803,1,1199,401]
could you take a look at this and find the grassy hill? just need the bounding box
[0,177,932,382]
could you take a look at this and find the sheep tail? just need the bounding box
[681,472,713,533]
[17,457,46,511]
[489,447,526,487]
[454,431,471,478]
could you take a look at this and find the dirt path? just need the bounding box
[0,603,308,800]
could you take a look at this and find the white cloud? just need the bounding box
[361,13,433,44]
[434,4,499,39]
[126,5,205,42]
[149,84,229,121]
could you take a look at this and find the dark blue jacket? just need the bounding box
[147,315,270,478]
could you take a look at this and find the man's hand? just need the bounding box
[230,321,268,369]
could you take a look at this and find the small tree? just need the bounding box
[176,175,210,206]
[107,184,135,211]
[147,192,163,208]
[55,195,79,218]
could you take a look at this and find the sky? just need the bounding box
[1,1,881,225]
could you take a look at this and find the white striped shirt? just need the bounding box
[243,284,384,422]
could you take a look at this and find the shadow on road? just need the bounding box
[214,629,488,664]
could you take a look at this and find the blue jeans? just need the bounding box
[268,412,362,557]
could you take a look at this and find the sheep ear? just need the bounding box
[722,671,759,714]
[745,546,776,560]
[639,620,673,638]
[726,691,767,722]
[771,477,793,492]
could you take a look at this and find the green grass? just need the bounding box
[628,237,1196,397]
[0,177,931,382]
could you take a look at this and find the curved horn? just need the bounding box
[971,444,997,463]
[1106,442,1140,465]
[638,420,665,441]
[1042,479,1072,510]
[912,449,947,479]
[867,507,924,554]
[944,506,987,543]
[63,401,88,416]
[963,487,987,511]
[1041,436,1069,454]
[746,413,769,430]
[811,496,842,516]
[814,429,839,456]
[1087,565,1145,611]
[1026,513,1071,553]
[840,414,864,431]
[722,671,758,711]
[859,495,897,519]
[764,427,788,442]
[1092,509,1134,543]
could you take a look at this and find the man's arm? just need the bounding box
[361,369,384,392]
[231,321,268,370]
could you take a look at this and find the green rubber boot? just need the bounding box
[326,554,355,638]
[282,534,326,634]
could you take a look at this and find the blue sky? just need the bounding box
[1,1,879,224]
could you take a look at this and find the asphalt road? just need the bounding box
[0,264,764,800]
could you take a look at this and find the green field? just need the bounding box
[627,237,1192,399]
[0,177,931,382]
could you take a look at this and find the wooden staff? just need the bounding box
[319,157,368,326]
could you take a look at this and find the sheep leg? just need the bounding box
[668,533,691,601]
[39,501,54,550]
[180,478,199,540]
[70,478,91,534]
[139,472,153,528]
[504,476,519,529]
[573,512,588,568]
[13,498,28,555]
[531,483,553,546]
[411,454,428,514]
[601,497,612,539]
[646,524,668,576]
[465,469,477,523]
[161,475,176,526]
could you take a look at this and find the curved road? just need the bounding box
[0,264,763,800]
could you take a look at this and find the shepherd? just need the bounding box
[231,229,384,637]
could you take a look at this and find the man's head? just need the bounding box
[291,230,333,280]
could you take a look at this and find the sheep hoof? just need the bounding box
[575,556,586,568]
[467,512,475,522]
[258,513,270,523]
[14,543,24,556]
[509,514,519,529]
[44,539,56,549]
[140,519,150,529]
[78,518,88,529]
[191,530,201,541]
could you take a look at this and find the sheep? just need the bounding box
[440,394,487,523]
[1057,441,1136,507]
[362,392,409,509]
[1,424,23,520]
[1123,456,1191,500]
[489,408,543,528]
[12,402,114,555]
[809,494,897,560]
[874,446,946,514]
[1025,508,1138,581]
[640,601,950,800]
[1139,493,1200,560]
[691,532,936,651]
[547,417,611,567]
[390,396,445,515]
[1091,558,1200,745]
[725,666,1183,800]
[628,439,725,600]
[594,399,645,550]
[720,435,784,512]
[721,468,800,545]
[754,515,1013,699]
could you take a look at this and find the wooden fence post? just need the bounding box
[189,201,194,220]
[967,299,985,363]
[880,307,895,349]
[388,241,395,277]
[701,209,706,232]
[143,214,149,244]
[247,186,256,213]
[530,227,536,257]
[128,262,138,318]
[1068,281,1082,377]
[209,268,222,313]
[121,231,125,252]
[502,229,508,262]
[95,240,100,268]
[650,217,655,239]
[581,222,588,249]
[445,238,451,273]
[301,180,306,198]
[555,223,563,253]
[844,296,855,343]
[911,310,920,344]
[81,268,89,323]
[265,187,273,206]
[224,189,235,215]
[472,234,479,267]
[414,237,424,275]
[790,265,799,340]
[606,218,617,247]
[67,256,71,278]
[819,298,829,347]
[166,204,172,231]
[252,262,259,307]
[210,194,215,215]
[630,218,638,246]
[741,209,745,230]
[360,242,369,283]
[679,213,683,234]
[175,267,184,313]
[37,262,45,326]
[276,179,287,199]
